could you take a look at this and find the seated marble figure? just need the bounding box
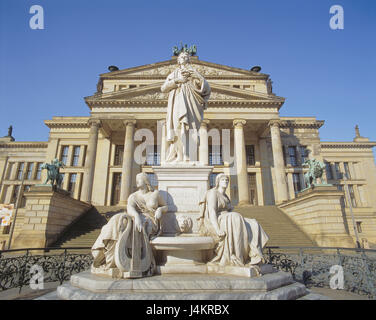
[198,173,269,266]
[91,172,168,276]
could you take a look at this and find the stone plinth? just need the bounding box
[278,185,355,247]
[12,185,91,248]
[152,165,213,234]
[52,270,323,300]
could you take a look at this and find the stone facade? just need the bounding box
[1,56,376,248]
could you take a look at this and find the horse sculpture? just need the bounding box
[41,159,64,188]
[303,158,326,188]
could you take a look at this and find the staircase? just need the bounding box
[54,205,316,249]
[53,206,125,249]
[234,205,317,247]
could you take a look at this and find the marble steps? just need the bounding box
[234,205,317,247]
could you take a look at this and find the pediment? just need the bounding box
[100,59,268,79]
[86,82,284,106]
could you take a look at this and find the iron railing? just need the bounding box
[0,246,375,299]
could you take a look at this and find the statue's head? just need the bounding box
[177,52,190,65]
[136,172,153,192]
[215,173,229,189]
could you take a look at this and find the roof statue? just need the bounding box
[172,43,197,56]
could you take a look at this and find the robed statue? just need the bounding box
[161,50,211,163]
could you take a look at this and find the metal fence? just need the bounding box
[264,246,376,299]
[0,246,375,299]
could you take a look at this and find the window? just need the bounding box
[72,146,81,167]
[111,173,122,205]
[36,163,43,180]
[60,146,69,165]
[146,146,160,166]
[293,173,302,193]
[209,173,218,188]
[243,85,250,89]
[6,162,14,180]
[246,145,255,166]
[114,146,124,166]
[325,162,333,180]
[146,173,158,189]
[356,222,363,234]
[334,162,342,179]
[348,185,357,208]
[344,162,351,180]
[26,163,34,180]
[299,146,308,164]
[129,85,137,89]
[21,185,31,208]
[209,145,223,165]
[17,163,24,180]
[11,185,20,204]
[288,146,297,166]
[68,173,77,195]
[233,85,240,89]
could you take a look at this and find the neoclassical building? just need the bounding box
[1,55,376,248]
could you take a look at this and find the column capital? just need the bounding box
[201,119,210,127]
[233,119,246,128]
[268,120,281,128]
[123,119,137,127]
[88,119,102,128]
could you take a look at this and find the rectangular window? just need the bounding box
[60,146,69,165]
[68,173,77,195]
[209,173,218,188]
[325,162,333,180]
[11,185,20,204]
[334,162,342,179]
[6,162,14,180]
[72,146,81,167]
[246,145,255,166]
[356,221,362,234]
[26,163,34,180]
[288,146,297,166]
[36,163,43,180]
[348,185,357,208]
[20,185,31,208]
[146,173,158,189]
[344,162,351,180]
[17,163,24,180]
[233,85,240,89]
[299,146,308,164]
[129,85,137,89]
[209,145,223,165]
[146,146,160,166]
[293,173,302,193]
[114,146,124,166]
[111,173,122,205]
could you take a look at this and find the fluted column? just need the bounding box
[233,119,249,205]
[199,119,210,165]
[160,120,167,164]
[269,121,288,203]
[119,120,136,205]
[81,119,101,203]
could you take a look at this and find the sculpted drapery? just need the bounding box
[161,52,211,162]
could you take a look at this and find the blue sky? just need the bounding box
[0,0,375,154]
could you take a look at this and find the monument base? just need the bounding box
[49,270,328,300]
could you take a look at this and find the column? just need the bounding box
[199,119,210,165]
[287,172,295,200]
[81,120,101,203]
[73,173,83,200]
[233,119,249,205]
[269,121,288,203]
[119,120,136,205]
[66,145,74,167]
[160,120,167,164]
[78,145,86,167]
[31,162,38,181]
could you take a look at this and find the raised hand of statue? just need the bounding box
[216,229,226,240]
[134,215,144,233]
[175,75,189,84]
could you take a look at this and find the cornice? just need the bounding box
[44,121,91,129]
[321,142,376,149]
[0,142,48,149]
[278,120,325,129]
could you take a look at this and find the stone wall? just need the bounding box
[12,185,91,248]
[278,185,355,248]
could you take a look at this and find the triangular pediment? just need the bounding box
[100,58,268,79]
[85,82,284,106]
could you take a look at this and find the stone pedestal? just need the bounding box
[12,185,91,248]
[152,165,213,234]
[278,185,355,247]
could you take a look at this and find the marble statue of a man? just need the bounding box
[161,52,211,162]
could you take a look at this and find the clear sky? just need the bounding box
[0,1,375,154]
